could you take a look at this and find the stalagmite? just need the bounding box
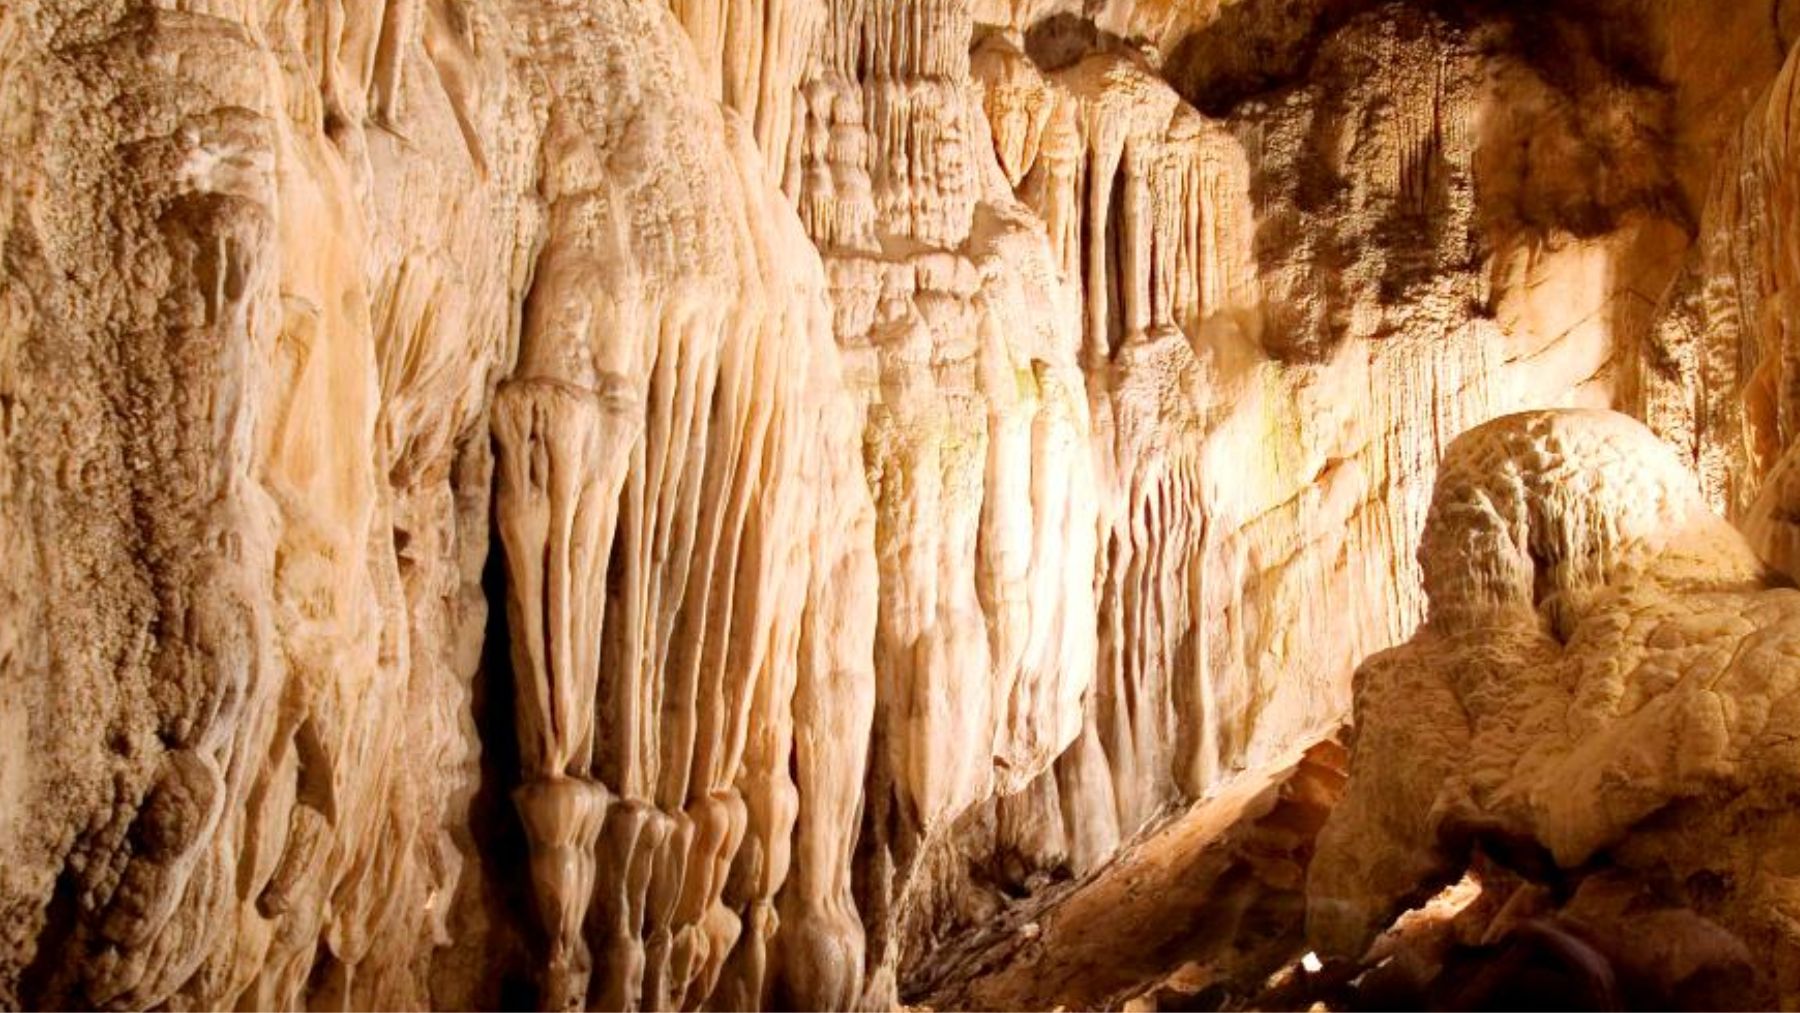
[1310,408,1800,1007]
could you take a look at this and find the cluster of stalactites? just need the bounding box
[489,2,876,1011]
[971,35,1257,366]
[667,0,825,188]
[796,0,981,250]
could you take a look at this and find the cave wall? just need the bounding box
[0,1,540,1006]
[887,0,1785,976]
[0,0,1794,1010]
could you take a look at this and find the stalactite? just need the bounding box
[792,2,1097,1001]
[482,3,877,1010]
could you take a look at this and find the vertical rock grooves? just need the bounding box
[0,0,542,1006]
[491,2,874,1009]
[791,1,1099,1001]
[930,8,1676,935]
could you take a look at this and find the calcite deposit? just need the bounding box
[1310,408,1800,1007]
[5,0,1800,1010]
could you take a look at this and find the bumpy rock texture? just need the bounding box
[5,0,1800,1010]
[1309,408,1800,1008]
[1301,29,1800,1013]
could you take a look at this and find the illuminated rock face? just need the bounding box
[0,2,873,1009]
[1306,34,1800,1013]
[1,0,1798,1010]
[1310,408,1800,1006]
[0,2,543,1008]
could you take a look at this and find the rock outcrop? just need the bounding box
[1311,408,1800,1006]
[0,1,876,1008]
[897,6,1750,977]
[488,3,877,1009]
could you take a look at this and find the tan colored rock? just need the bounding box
[0,0,875,1009]
[1310,408,1800,1004]
[1634,34,1800,552]
[0,0,540,1006]
[931,7,1712,931]
[2,0,1795,1010]
[488,3,879,1008]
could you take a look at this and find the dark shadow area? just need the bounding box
[1023,13,1142,72]
[15,869,80,1009]
[448,485,540,1012]
[1164,0,1380,117]
[1447,0,1690,239]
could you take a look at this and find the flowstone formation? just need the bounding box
[0,1,875,1009]
[488,2,876,1009]
[4,0,1800,1010]
[0,1,541,1007]
[1311,409,1800,1008]
[890,3,1770,976]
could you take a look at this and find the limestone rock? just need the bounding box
[2,0,1798,1010]
[0,0,540,1006]
[925,7,1716,946]
[0,1,877,1009]
[1310,408,1800,1005]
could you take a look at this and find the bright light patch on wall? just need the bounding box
[1301,952,1323,973]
